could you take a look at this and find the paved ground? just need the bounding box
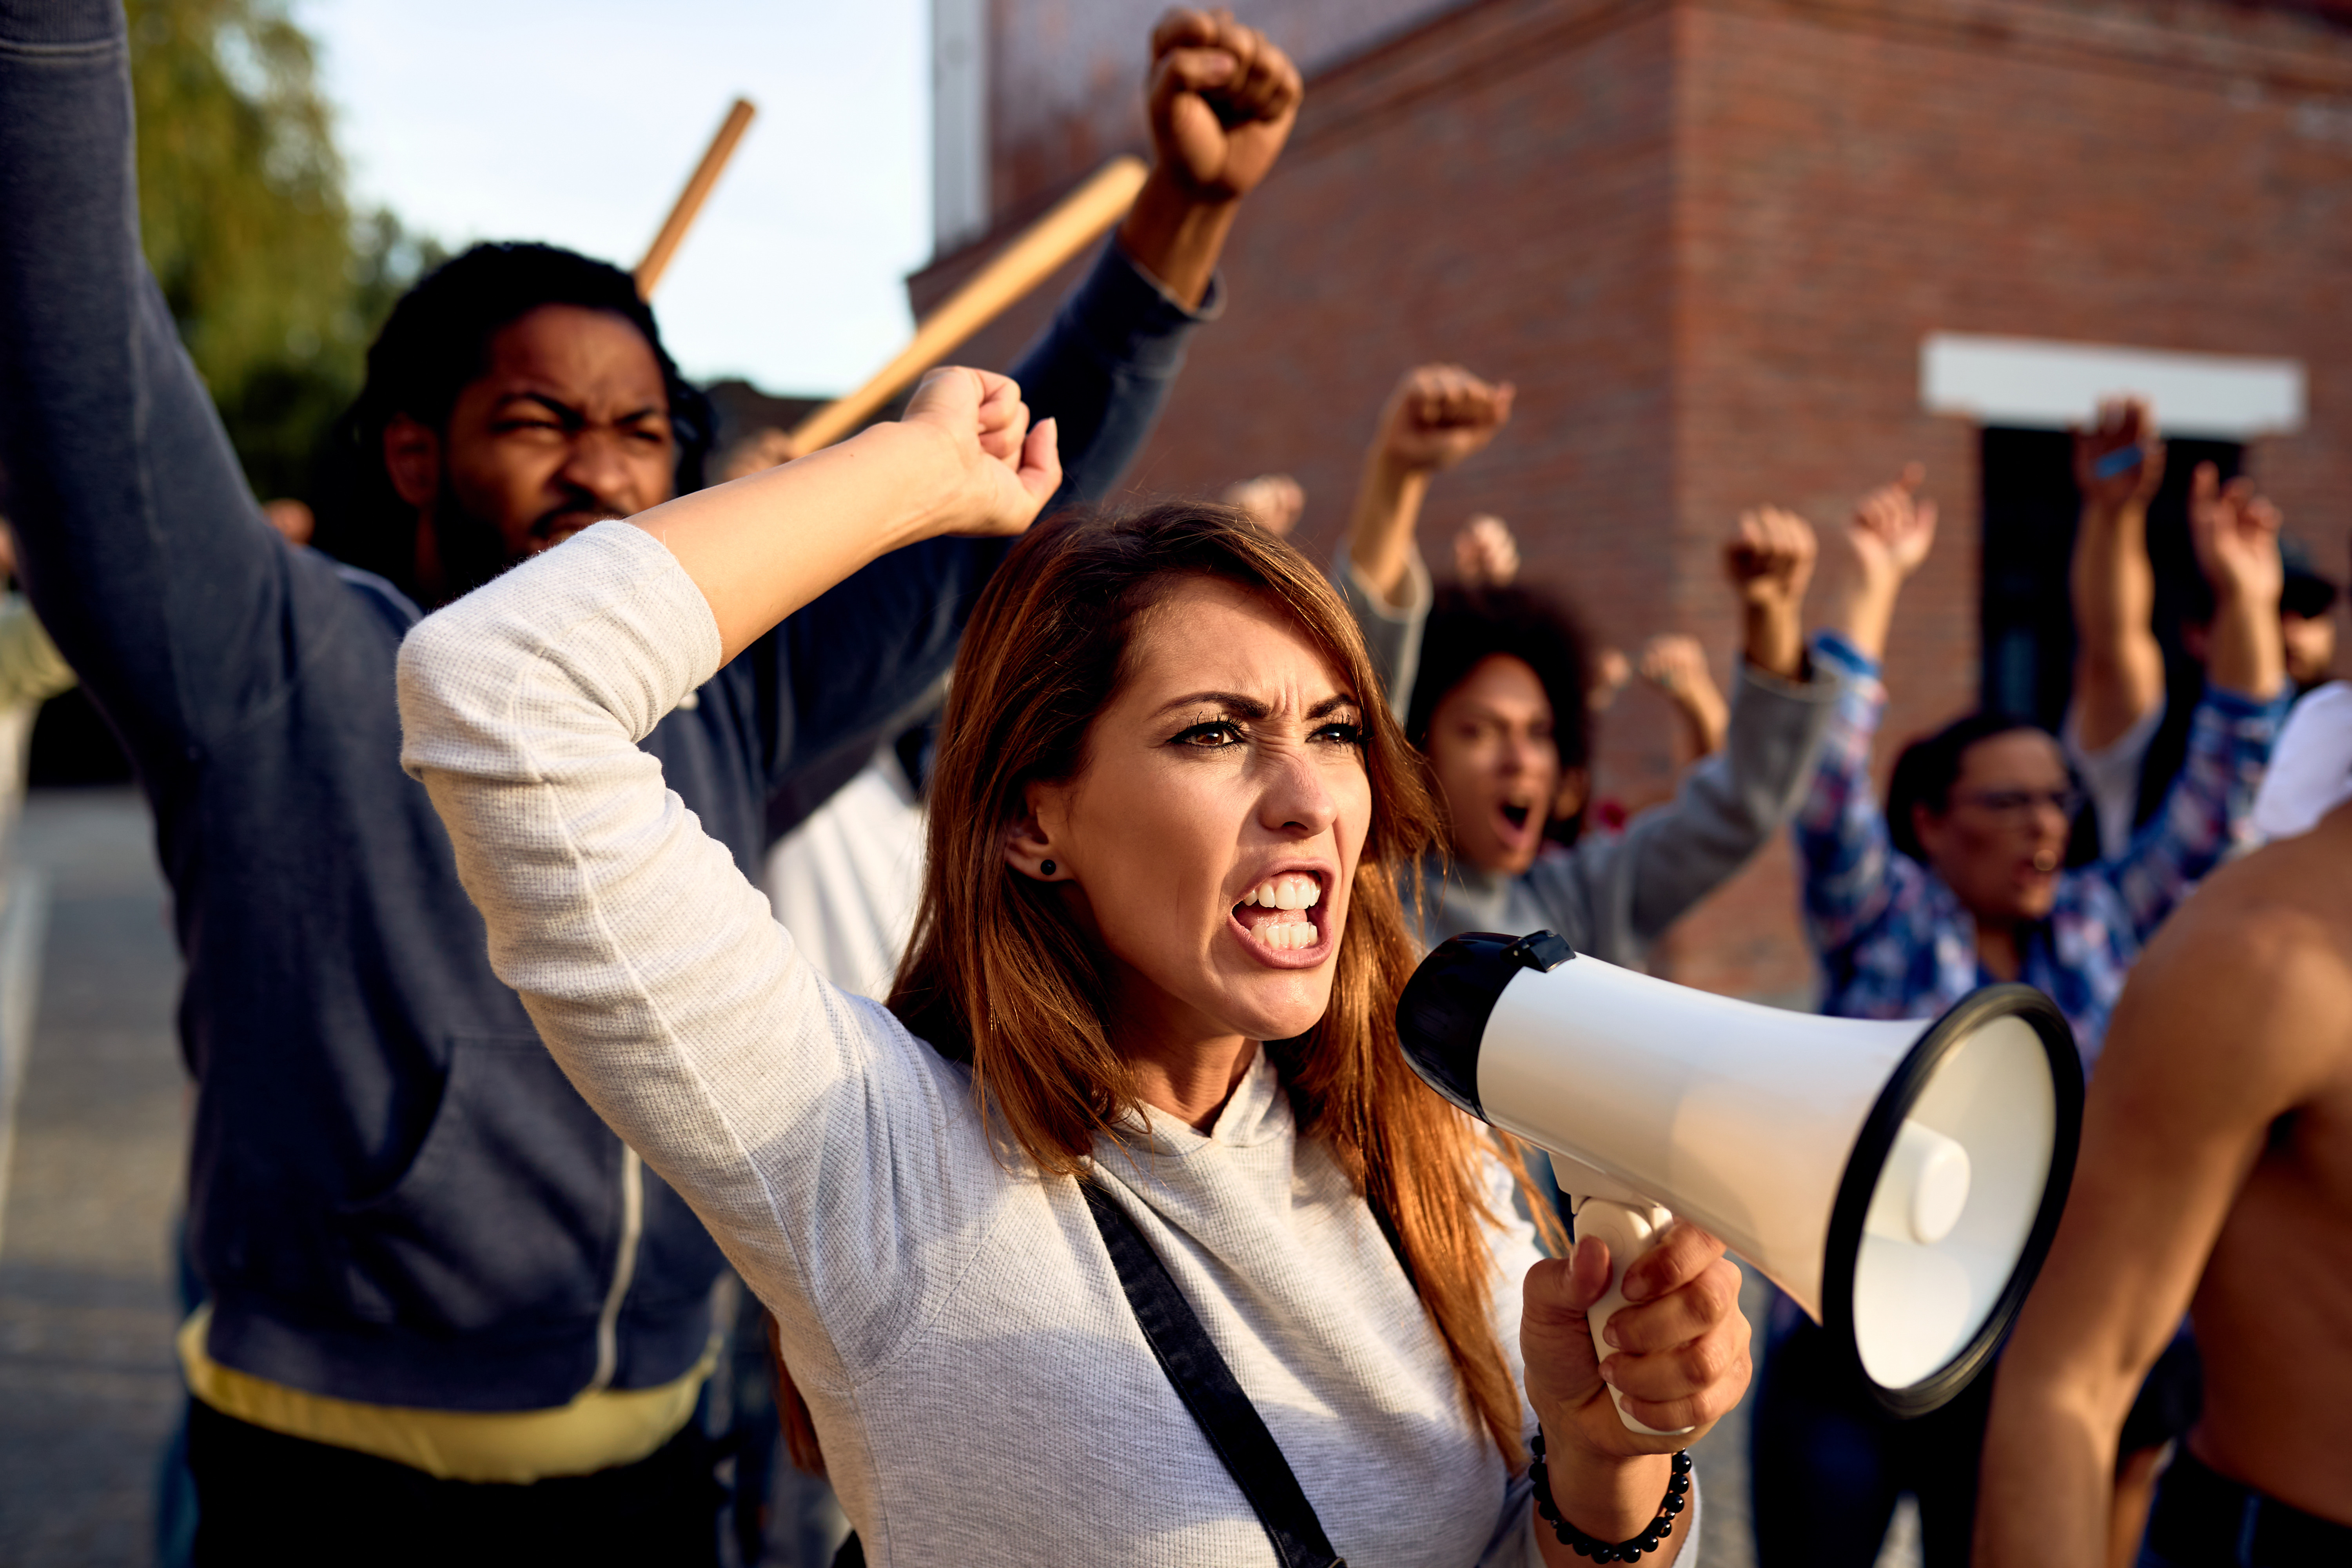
[0,789,186,1568]
[0,786,1926,1566]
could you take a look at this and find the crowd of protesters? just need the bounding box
[1229,365,2310,1568]
[1,2,2347,1566]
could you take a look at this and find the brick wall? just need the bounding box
[984,0,1471,225]
[917,0,2352,1001]
[1658,0,2352,995]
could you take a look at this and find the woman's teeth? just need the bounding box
[1236,874,1321,951]
[1238,873,1322,911]
[1260,916,1316,951]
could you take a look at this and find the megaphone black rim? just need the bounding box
[1820,983,2083,1419]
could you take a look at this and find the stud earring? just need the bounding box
[1040,860,1056,877]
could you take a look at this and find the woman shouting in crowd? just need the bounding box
[398,366,1751,1566]
[1334,362,1841,968]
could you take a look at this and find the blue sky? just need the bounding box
[296,0,932,396]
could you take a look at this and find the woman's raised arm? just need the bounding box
[636,367,1060,662]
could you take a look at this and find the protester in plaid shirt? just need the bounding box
[1750,461,2285,1568]
[1793,464,2285,1068]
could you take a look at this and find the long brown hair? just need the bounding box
[881,501,1530,1462]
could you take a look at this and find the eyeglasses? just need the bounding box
[1951,787,2083,819]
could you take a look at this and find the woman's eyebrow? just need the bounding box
[1149,691,1363,722]
[1154,690,1270,720]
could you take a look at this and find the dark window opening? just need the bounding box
[1977,426,2243,733]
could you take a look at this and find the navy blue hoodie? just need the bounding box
[0,0,1211,1411]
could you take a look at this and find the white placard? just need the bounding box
[1922,333,2305,438]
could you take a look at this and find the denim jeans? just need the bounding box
[1749,1308,1995,1568]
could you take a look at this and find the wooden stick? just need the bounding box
[635,98,758,296]
[782,155,1150,458]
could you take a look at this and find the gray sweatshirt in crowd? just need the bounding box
[1336,557,1842,967]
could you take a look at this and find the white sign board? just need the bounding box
[1921,334,2305,439]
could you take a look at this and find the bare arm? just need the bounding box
[1976,883,2338,1565]
[1114,9,1301,309]
[1637,512,1816,762]
[2069,399,2167,753]
[1817,466,1937,664]
[2190,462,2286,704]
[1590,511,1824,938]
[1345,364,1515,608]
[1637,636,1728,760]
[639,370,1059,662]
[1724,505,1816,681]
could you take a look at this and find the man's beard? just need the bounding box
[427,485,625,603]
[425,490,508,603]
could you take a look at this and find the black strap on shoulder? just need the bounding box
[826,1184,1356,1568]
[1080,1179,1347,1568]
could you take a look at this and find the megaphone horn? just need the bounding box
[1397,932,2083,1434]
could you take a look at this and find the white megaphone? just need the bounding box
[1397,931,2082,1434]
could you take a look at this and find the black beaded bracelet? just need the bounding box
[1529,1428,1691,1562]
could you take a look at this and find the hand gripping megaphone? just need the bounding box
[1397,932,2082,1434]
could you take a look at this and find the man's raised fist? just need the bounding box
[1146,9,1303,203]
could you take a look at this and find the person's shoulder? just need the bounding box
[2119,832,2352,1078]
[2183,819,2352,954]
[329,559,423,636]
[2174,897,2350,1002]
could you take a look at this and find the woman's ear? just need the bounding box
[1002,781,1065,882]
[1552,765,1591,823]
[1911,800,1946,862]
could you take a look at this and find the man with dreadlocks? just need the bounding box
[0,1,1301,1554]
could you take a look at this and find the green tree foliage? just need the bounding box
[128,0,439,501]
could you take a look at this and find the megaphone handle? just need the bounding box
[1573,1198,1699,1439]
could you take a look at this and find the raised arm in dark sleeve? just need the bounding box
[0,0,327,777]
[751,241,1218,791]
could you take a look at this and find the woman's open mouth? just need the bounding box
[1230,871,1331,963]
[1494,794,1541,849]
